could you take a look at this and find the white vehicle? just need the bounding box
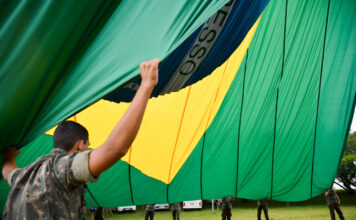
[183,200,202,210]
[117,205,136,212]
[154,204,169,210]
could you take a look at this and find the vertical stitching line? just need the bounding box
[128,146,134,204]
[311,0,331,198]
[236,49,248,197]
[167,86,192,203]
[200,59,230,199]
[271,0,288,199]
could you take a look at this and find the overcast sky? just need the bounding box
[351,109,356,132]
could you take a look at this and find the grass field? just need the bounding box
[87,191,356,219]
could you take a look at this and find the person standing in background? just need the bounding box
[171,203,181,220]
[257,198,269,220]
[145,204,155,220]
[221,197,232,220]
[325,188,345,220]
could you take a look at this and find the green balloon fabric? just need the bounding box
[174,0,356,202]
[0,0,229,148]
[0,0,355,213]
[0,0,116,147]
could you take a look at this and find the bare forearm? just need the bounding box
[89,84,153,176]
[2,147,20,182]
[108,84,152,150]
[335,194,340,203]
[2,160,18,182]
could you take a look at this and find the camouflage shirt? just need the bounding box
[221,197,232,210]
[171,203,181,211]
[146,204,155,212]
[3,148,97,220]
[326,190,338,206]
[257,199,268,207]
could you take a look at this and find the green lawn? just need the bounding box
[88,191,356,219]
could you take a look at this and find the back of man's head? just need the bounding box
[53,121,88,152]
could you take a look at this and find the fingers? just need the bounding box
[140,59,160,69]
[140,61,147,73]
[140,59,160,89]
[151,58,160,66]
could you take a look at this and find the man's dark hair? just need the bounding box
[53,121,88,152]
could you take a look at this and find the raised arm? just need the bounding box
[88,59,159,177]
[2,146,20,182]
[324,188,331,196]
[335,191,341,204]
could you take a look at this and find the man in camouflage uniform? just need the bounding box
[145,204,155,220]
[171,203,181,220]
[221,197,232,220]
[2,59,160,219]
[325,188,345,220]
[257,198,269,220]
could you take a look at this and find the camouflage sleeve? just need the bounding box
[54,150,98,189]
[71,150,97,183]
[6,168,21,186]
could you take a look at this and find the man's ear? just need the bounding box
[68,140,82,154]
[77,140,87,152]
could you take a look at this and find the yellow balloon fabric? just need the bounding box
[46,17,261,184]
